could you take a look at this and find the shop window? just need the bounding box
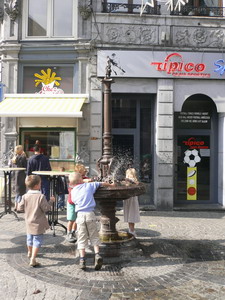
[21,128,76,161]
[24,0,75,38]
[112,97,136,128]
[23,66,74,93]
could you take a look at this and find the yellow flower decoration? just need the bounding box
[34,68,62,87]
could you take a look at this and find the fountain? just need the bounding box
[95,58,146,258]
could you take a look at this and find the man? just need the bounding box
[27,145,51,200]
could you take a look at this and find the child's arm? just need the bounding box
[40,195,55,212]
[17,196,25,212]
[100,182,116,187]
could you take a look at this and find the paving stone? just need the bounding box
[2,210,225,299]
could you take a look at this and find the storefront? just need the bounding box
[0,89,88,171]
[98,50,225,208]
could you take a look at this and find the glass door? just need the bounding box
[175,94,218,204]
[176,133,212,202]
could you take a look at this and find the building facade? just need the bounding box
[0,0,225,210]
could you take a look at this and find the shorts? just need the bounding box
[76,211,100,250]
[27,234,43,248]
[15,194,22,203]
[67,202,77,221]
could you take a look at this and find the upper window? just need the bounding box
[102,0,160,14]
[23,66,74,93]
[25,0,75,38]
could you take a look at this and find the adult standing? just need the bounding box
[10,145,27,211]
[27,145,51,200]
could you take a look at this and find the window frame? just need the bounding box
[22,0,77,40]
[20,127,77,162]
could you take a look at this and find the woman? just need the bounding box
[11,145,27,211]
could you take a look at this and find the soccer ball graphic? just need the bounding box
[183,149,201,167]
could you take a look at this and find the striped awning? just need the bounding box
[0,94,88,117]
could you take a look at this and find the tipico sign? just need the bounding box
[97,50,225,79]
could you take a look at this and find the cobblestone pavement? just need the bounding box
[1,209,225,299]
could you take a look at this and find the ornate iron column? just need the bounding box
[97,57,114,180]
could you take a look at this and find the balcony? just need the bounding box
[171,6,224,16]
[102,1,161,15]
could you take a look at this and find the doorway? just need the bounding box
[111,93,154,205]
[175,94,218,204]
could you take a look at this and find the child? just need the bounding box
[69,172,114,271]
[56,167,68,211]
[66,181,77,243]
[123,168,140,238]
[74,163,92,182]
[66,164,91,243]
[18,175,55,267]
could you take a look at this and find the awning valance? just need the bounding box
[0,94,89,117]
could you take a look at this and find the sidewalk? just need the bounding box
[1,209,225,299]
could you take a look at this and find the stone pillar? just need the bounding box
[1,44,21,165]
[155,79,174,210]
[88,54,102,176]
[218,113,225,206]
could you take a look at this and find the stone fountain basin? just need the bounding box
[94,182,146,200]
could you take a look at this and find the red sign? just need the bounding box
[182,137,208,149]
[151,53,210,78]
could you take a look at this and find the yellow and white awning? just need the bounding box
[0,94,89,117]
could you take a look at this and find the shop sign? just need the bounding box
[175,112,211,129]
[182,137,209,149]
[97,50,225,79]
[151,53,209,78]
[34,68,64,94]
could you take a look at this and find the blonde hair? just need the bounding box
[69,172,82,185]
[126,168,138,183]
[12,145,25,164]
[25,175,41,189]
[74,164,87,176]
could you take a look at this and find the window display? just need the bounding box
[21,129,75,161]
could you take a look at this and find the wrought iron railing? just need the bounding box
[171,6,224,17]
[102,1,161,15]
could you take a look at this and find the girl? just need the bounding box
[123,168,140,237]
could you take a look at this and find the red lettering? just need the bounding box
[195,63,205,72]
[184,63,194,72]
[151,53,207,77]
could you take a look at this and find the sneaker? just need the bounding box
[79,259,86,270]
[29,258,40,267]
[94,254,103,271]
[66,232,76,243]
[129,230,137,238]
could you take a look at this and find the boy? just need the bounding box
[66,164,92,243]
[18,175,55,267]
[69,172,114,270]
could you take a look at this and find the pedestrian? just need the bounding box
[66,164,92,243]
[123,167,140,238]
[10,145,27,212]
[56,167,68,211]
[69,172,114,270]
[17,175,55,267]
[27,145,51,200]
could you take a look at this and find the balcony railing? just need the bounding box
[171,6,224,17]
[102,1,161,15]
